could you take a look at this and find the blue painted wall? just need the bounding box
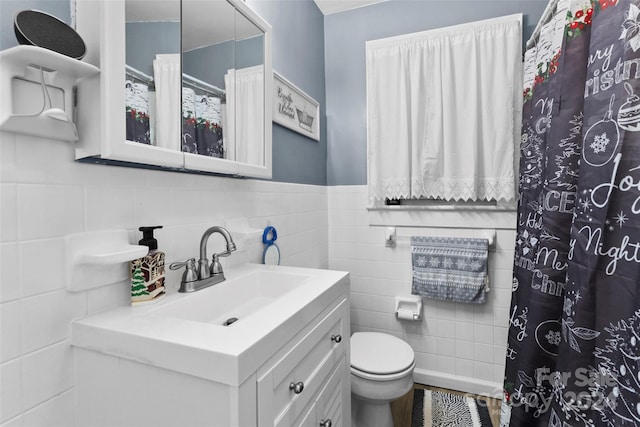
[246,0,328,185]
[2,0,327,185]
[1,0,548,187]
[324,0,548,185]
[183,36,264,89]
[183,41,234,89]
[0,0,71,50]
[125,22,180,77]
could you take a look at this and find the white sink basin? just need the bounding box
[71,263,348,386]
[151,270,311,326]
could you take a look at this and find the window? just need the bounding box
[366,14,522,207]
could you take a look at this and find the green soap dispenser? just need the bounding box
[131,226,166,305]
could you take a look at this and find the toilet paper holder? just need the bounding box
[395,296,423,321]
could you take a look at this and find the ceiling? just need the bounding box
[313,0,388,15]
[125,0,388,19]
[126,0,262,51]
[125,0,389,48]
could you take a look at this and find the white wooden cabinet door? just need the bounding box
[316,357,348,427]
[74,0,272,178]
[296,401,318,427]
[74,0,185,168]
[258,298,349,427]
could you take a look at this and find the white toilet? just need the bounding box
[350,332,416,427]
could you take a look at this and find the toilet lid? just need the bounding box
[351,332,415,375]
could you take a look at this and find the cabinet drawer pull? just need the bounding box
[331,334,342,343]
[320,419,332,427]
[289,381,304,394]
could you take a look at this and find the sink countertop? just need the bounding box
[71,263,349,386]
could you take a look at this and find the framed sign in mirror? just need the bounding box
[272,71,319,141]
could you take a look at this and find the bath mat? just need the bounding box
[411,388,493,427]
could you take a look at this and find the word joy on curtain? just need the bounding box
[503,0,640,426]
[365,14,522,205]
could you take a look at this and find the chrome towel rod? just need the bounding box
[182,73,225,97]
[383,227,496,251]
[125,64,154,85]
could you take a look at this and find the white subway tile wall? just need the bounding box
[0,132,328,425]
[327,185,516,394]
[1,132,517,424]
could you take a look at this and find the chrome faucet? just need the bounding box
[170,226,237,293]
[199,226,236,278]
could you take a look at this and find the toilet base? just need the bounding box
[351,396,393,427]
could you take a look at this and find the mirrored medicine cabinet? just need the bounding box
[74,0,272,178]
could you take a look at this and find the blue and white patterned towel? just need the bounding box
[411,236,489,304]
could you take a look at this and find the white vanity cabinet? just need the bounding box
[72,264,350,427]
[258,299,349,427]
[295,357,347,427]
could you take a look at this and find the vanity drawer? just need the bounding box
[257,298,348,427]
[291,355,347,427]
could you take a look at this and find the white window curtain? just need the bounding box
[223,70,236,160]
[366,15,522,204]
[153,54,182,151]
[224,65,264,164]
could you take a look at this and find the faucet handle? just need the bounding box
[169,258,196,270]
[210,253,225,275]
[169,258,198,283]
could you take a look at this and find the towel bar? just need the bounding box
[384,228,496,251]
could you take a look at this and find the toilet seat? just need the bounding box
[351,360,416,381]
[350,332,415,381]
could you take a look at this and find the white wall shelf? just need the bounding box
[225,218,263,244]
[0,45,100,141]
[66,230,148,292]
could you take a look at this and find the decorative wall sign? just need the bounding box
[272,71,320,141]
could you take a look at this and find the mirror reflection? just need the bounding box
[181,0,235,159]
[182,0,265,165]
[232,8,265,166]
[124,0,267,169]
[125,0,181,150]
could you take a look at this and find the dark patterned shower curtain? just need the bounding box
[503,0,640,425]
